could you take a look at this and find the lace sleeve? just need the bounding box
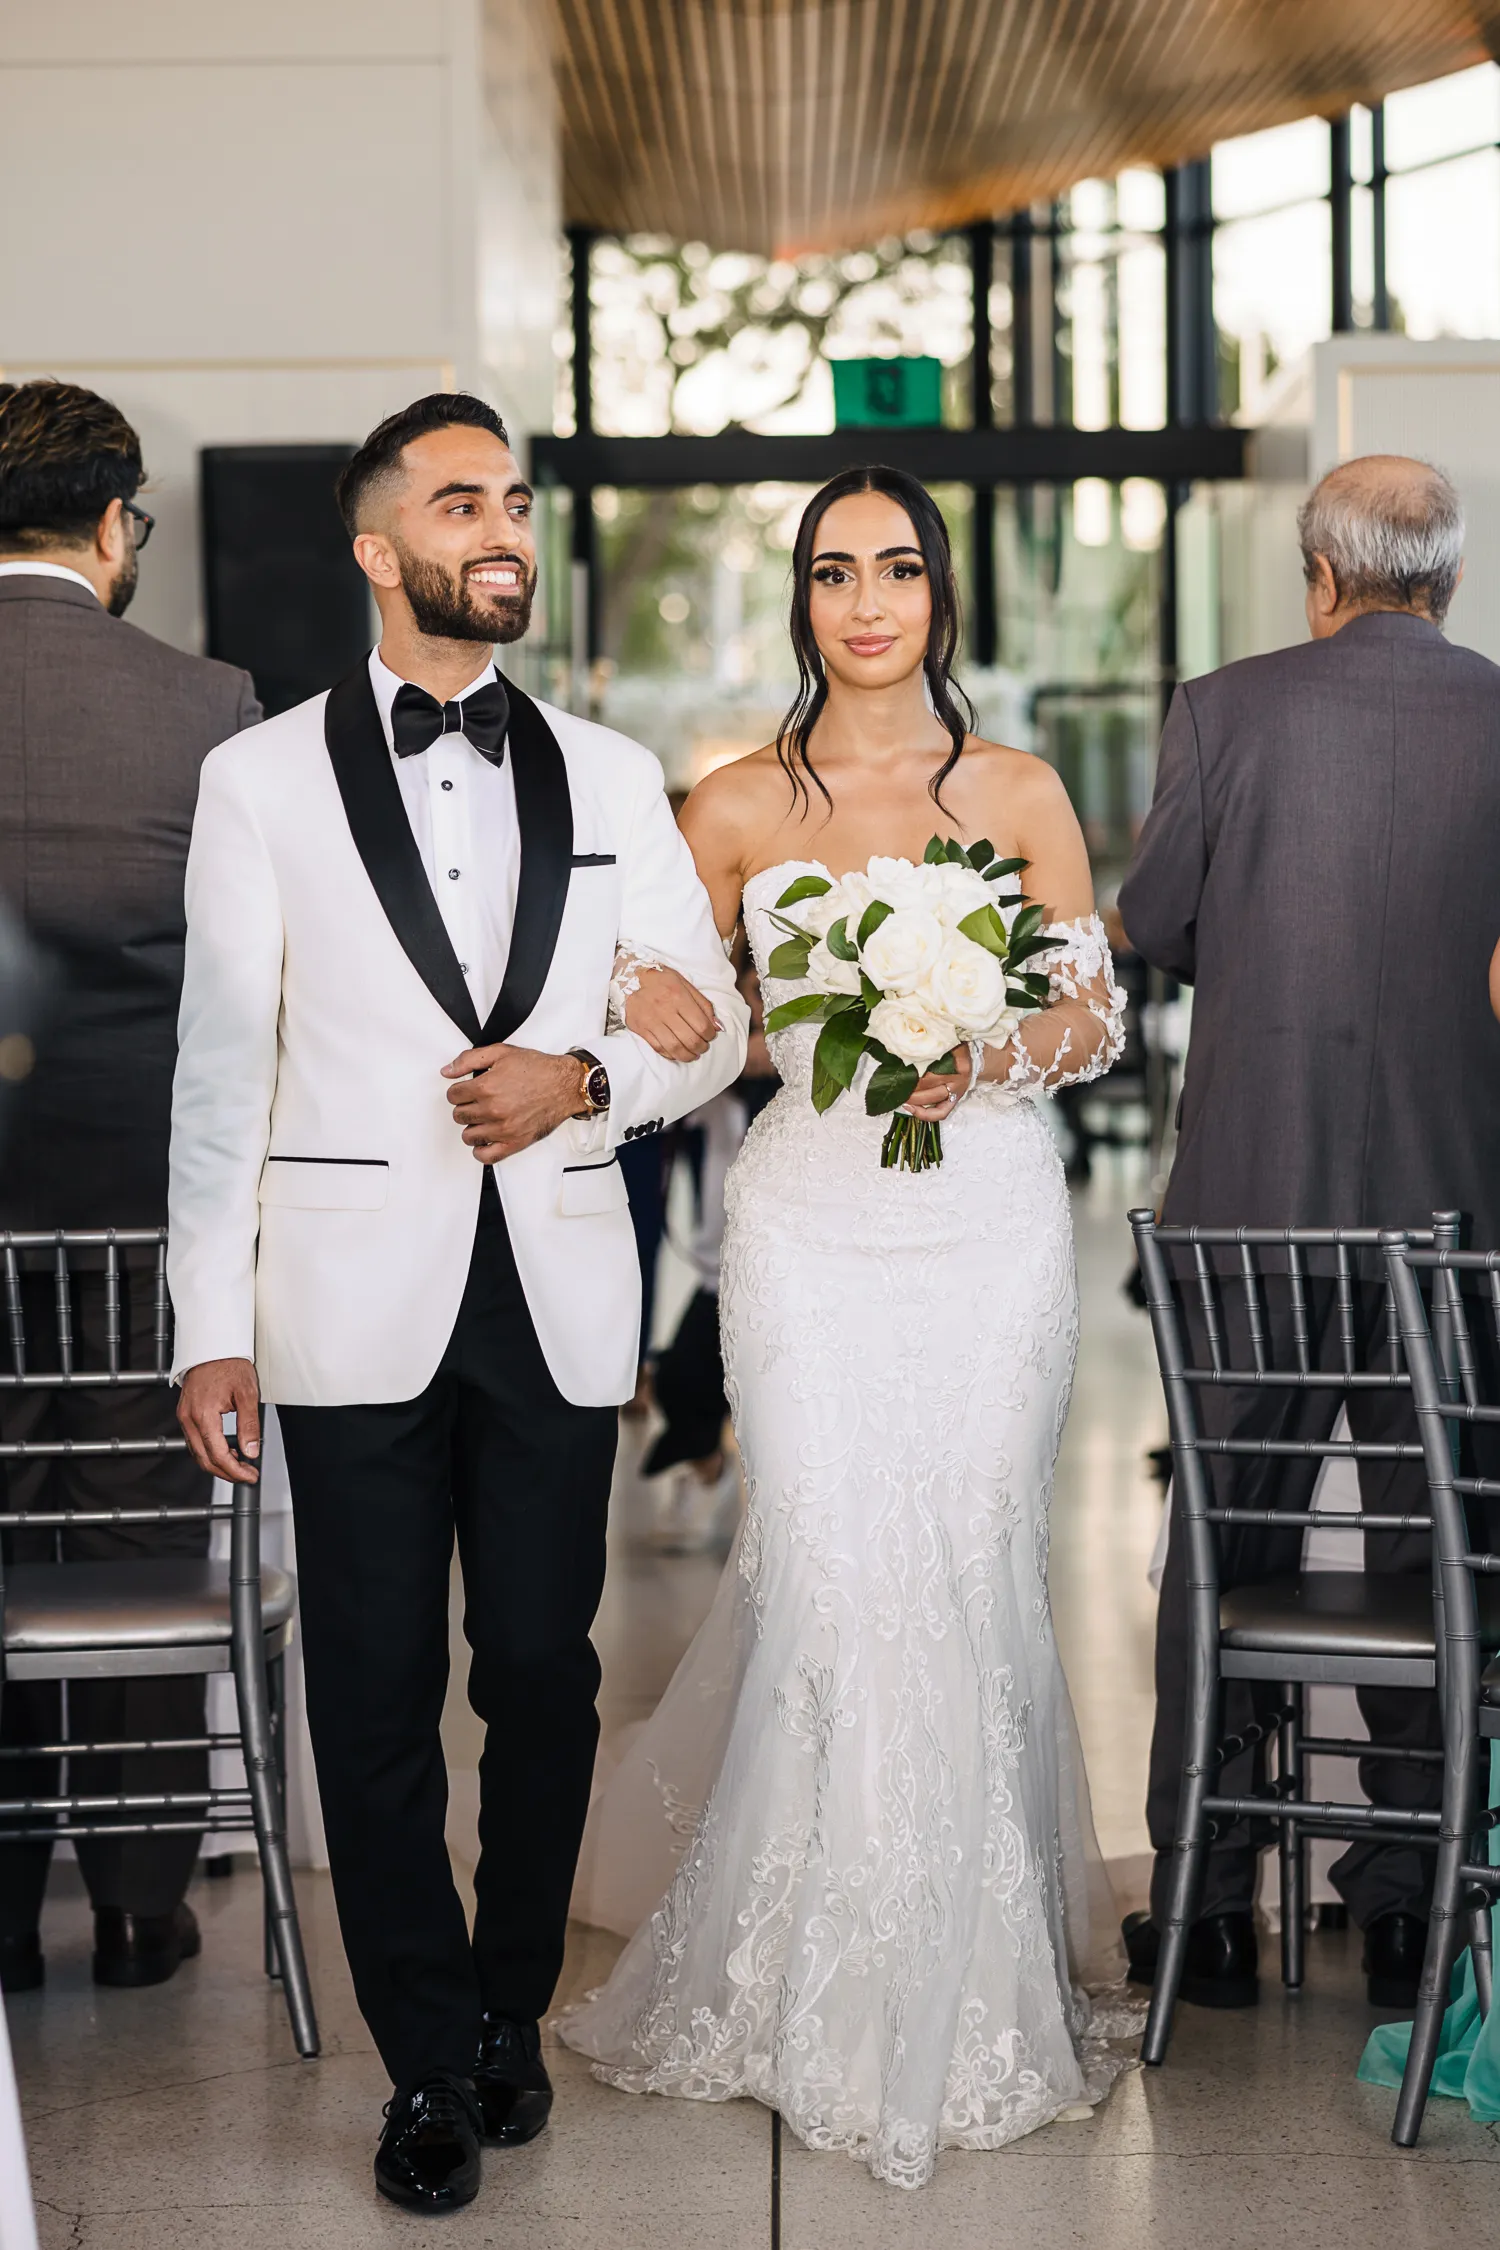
[1003,913,1126,1092]
[607,945,665,1033]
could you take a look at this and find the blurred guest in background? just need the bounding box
[0,381,260,1993]
[1119,455,1500,2012]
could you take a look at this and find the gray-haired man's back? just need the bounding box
[1120,608,1500,1244]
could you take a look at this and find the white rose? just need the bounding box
[859,906,946,995]
[807,934,863,995]
[929,861,995,924]
[833,869,876,924]
[867,995,960,1069]
[921,933,1011,1034]
[864,856,928,910]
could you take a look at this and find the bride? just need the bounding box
[560,465,1132,2189]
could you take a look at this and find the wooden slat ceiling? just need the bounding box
[545,0,1497,253]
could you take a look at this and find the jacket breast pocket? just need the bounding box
[558,1158,628,1218]
[259,1157,390,1212]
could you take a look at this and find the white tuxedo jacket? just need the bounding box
[167,662,748,1408]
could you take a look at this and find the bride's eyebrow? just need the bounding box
[811,544,923,564]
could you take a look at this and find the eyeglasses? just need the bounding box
[122,500,155,550]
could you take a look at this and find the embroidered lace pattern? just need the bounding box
[564,863,1139,2189]
[607,946,666,1033]
[1004,914,1127,1091]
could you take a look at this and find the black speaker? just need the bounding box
[201,444,369,716]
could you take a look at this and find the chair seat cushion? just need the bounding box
[3,1559,295,1654]
[1220,1572,1439,1660]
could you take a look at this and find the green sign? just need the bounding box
[832,356,943,429]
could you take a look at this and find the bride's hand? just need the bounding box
[624,964,720,1061]
[904,1044,974,1120]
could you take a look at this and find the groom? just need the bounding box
[168,392,747,2211]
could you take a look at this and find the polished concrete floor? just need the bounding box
[10,1159,1499,2244]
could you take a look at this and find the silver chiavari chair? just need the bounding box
[1130,1209,1495,2070]
[0,1227,317,2056]
[1383,1235,1500,2145]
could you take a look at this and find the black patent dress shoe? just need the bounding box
[1123,1907,1259,2008]
[375,2073,482,2212]
[474,2014,553,2146]
[1363,1910,1428,2008]
[0,1932,44,1995]
[93,1903,201,1989]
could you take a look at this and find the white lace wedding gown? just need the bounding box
[561,865,1134,2189]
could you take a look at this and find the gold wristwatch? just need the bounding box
[569,1047,611,1117]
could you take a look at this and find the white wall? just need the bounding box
[0,0,559,654]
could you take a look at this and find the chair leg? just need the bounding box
[1278,1683,1306,1991]
[1469,1887,1494,2023]
[234,1628,320,2059]
[1393,1805,1469,2148]
[263,1653,287,1984]
[1143,1681,1220,2067]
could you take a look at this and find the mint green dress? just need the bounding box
[1358,1744,1500,2116]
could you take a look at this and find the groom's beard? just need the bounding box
[394,539,536,645]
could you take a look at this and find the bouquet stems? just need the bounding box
[880,1112,943,1172]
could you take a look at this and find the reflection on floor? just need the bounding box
[10,1159,1498,2246]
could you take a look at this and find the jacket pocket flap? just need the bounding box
[558,1159,628,1217]
[259,1158,389,1211]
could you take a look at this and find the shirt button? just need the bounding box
[441,779,454,792]
[459,961,470,973]
[448,868,460,880]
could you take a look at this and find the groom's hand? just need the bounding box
[442,1043,583,1162]
[177,1357,262,1484]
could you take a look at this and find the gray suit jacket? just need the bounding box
[1119,611,1500,1243]
[0,573,260,1228]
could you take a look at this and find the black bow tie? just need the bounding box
[390,678,509,765]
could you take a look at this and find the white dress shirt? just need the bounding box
[0,560,98,597]
[368,648,519,1024]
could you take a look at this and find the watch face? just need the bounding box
[586,1064,610,1112]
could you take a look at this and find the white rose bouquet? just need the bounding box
[763,835,1059,1171]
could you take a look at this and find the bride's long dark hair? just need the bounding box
[775,464,976,814]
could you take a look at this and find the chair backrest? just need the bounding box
[1383,1236,1500,1701]
[0,1228,217,1537]
[1128,1211,1460,1597]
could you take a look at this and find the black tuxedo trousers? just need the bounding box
[278,1176,617,2092]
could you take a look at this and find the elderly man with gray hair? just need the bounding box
[1118,455,1500,2013]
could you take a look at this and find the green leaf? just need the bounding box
[767,937,813,980]
[943,837,969,864]
[814,1006,869,1092]
[967,837,993,871]
[856,898,893,948]
[923,835,947,864]
[1009,902,1046,947]
[865,1057,920,1115]
[764,992,843,1031]
[983,856,1026,881]
[860,971,883,1009]
[957,904,1008,958]
[1017,971,1051,1002]
[810,1049,845,1114]
[774,874,832,908]
[929,1048,958,1075]
[825,915,858,963]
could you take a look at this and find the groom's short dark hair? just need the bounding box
[335,392,511,536]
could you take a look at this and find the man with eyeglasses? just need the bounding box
[0,379,260,1995]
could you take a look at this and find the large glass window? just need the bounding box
[582,233,975,439]
[1212,118,1332,419]
[1385,65,1500,339]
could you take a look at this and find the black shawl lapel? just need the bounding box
[479,679,574,1046]
[323,662,483,1046]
